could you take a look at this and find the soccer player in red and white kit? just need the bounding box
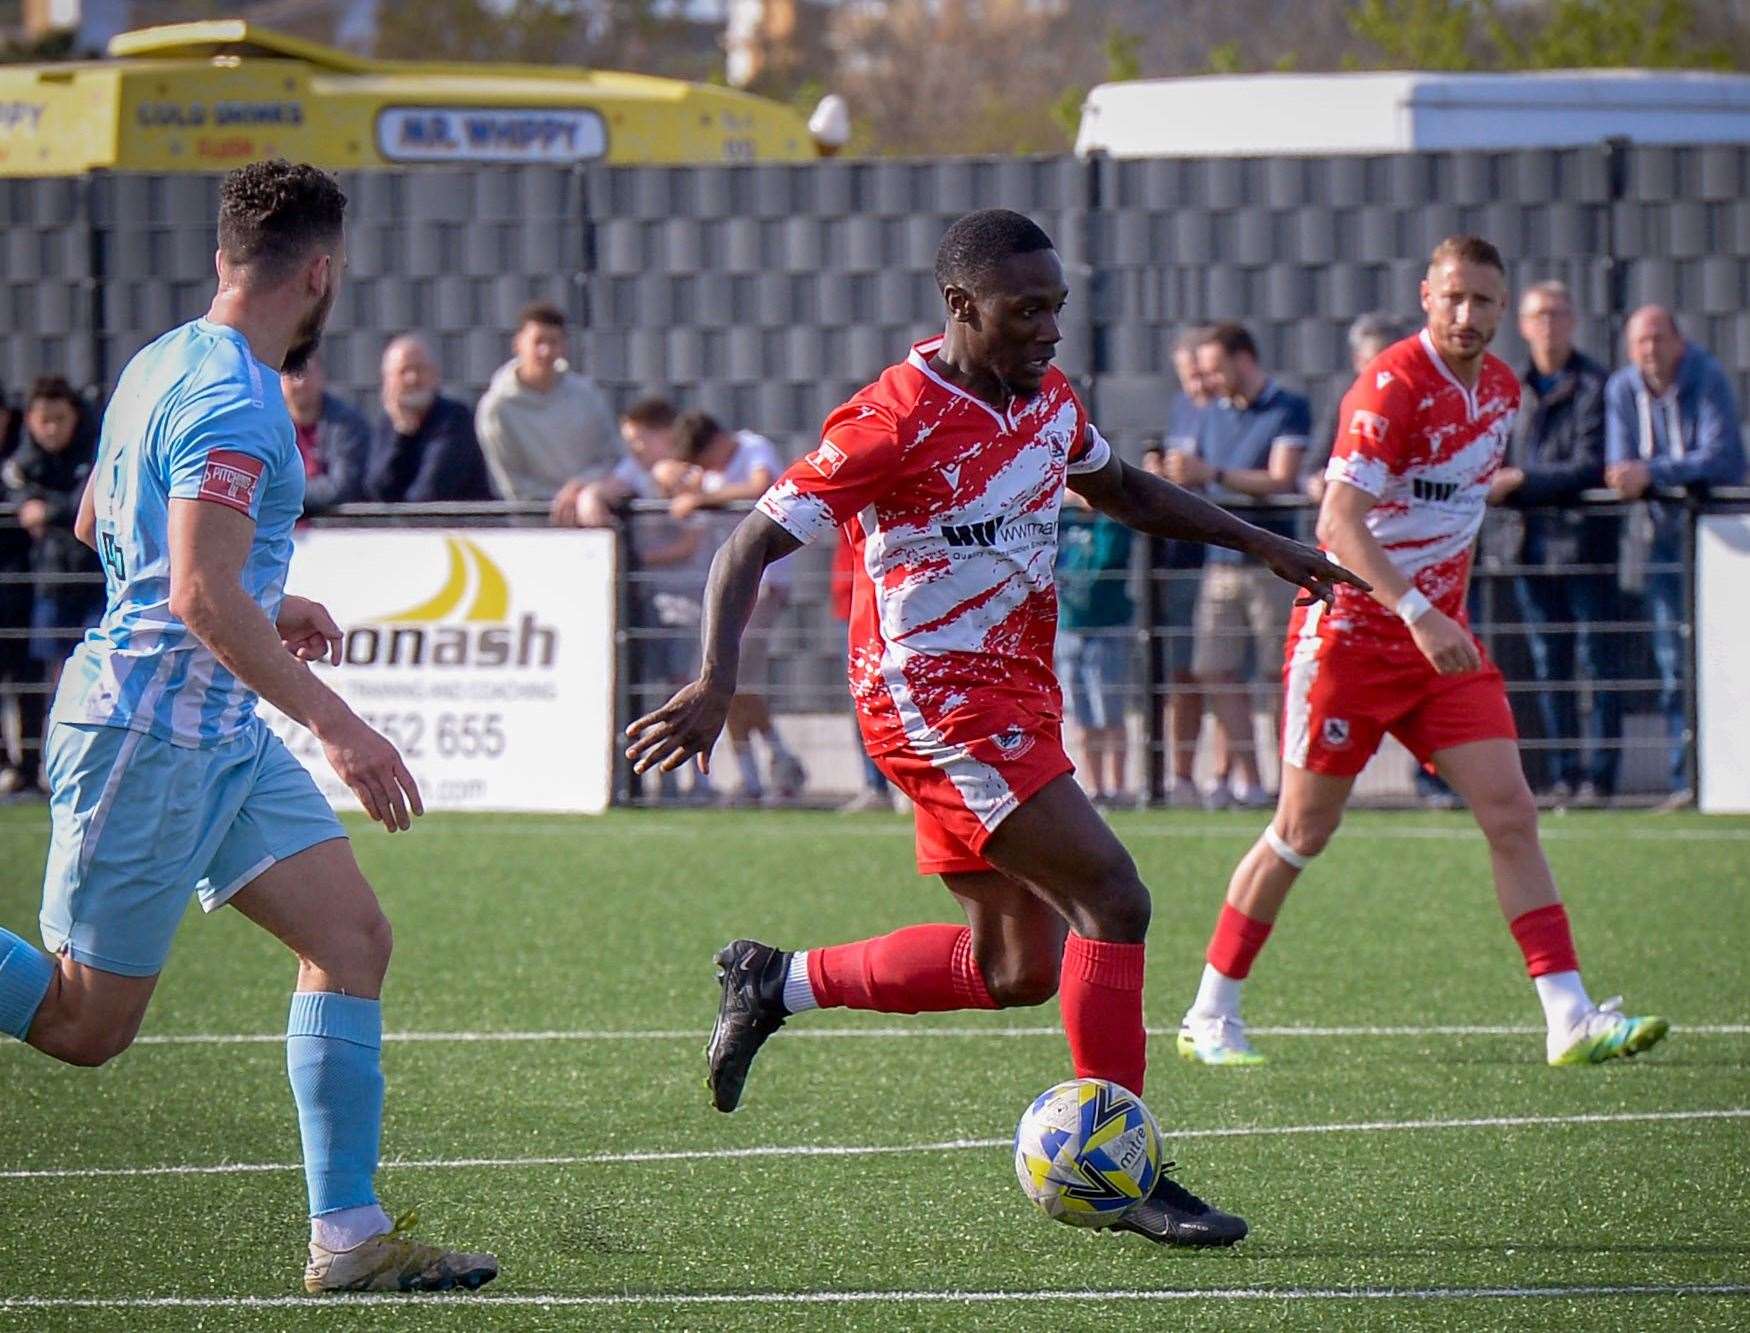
[626,210,1365,1247]
[1174,236,1670,1069]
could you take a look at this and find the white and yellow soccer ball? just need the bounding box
[1013,1077,1163,1227]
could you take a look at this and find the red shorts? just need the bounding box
[872,723,1074,876]
[1281,606,1517,778]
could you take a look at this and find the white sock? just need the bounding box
[783,950,818,1014]
[1188,963,1244,1021]
[1534,969,1593,1035]
[311,1203,392,1251]
[734,745,762,794]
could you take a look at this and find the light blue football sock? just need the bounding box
[0,928,54,1040]
[286,991,384,1217]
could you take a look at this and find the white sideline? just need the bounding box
[400,816,1750,843]
[2,1107,1743,1182]
[111,1021,1750,1047]
[0,1283,1744,1311]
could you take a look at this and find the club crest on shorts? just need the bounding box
[1322,717,1351,748]
[991,725,1036,759]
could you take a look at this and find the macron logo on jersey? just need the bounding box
[197,450,265,514]
[1350,410,1390,445]
[805,440,847,479]
[1376,372,1394,390]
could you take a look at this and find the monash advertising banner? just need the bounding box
[260,528,616,813]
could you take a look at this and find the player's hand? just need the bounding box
[317,710,424,832]
[276,595,343,666]
[1487,467,1525,505]
[1249,532,1372,607]
[1409,608,1483,676]
[16,498,50,536]
[624,678,734,775]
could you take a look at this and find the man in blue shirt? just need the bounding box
[1604,306,1746,805]
[0,161,495,1294]
[1141,327,1217,805]
[1163,323,1309,807]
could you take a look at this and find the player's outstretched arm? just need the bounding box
[625,511,802,775]
[1070,452,1368,605]
[1316,481,1480,675]
[167,499,424,830]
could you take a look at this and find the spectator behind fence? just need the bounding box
[1304,312,1416,504]
[1165,322,1309,808]
[1485,280,1613,801]
[596,399,715,803]
[367,333,495,503]
[474,302,618,502]
[670,410,807,804]
[1056,496,1135,806]
[2,376,102,705]
[280,351,368,513]
[1604,305,1747,807]
[1140,326,1217,806]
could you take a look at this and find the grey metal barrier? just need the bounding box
[3,491,1745,809]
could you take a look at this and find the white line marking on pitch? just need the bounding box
[105,1021,1749,1047]
[392,816,1750,843]
[3,1108,1742,1182]
[0,1283,1745,1310]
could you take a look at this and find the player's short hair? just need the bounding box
[1429,234,1506,275]
[674,409,727,463]
[622,396,677,430]
[1347,312,1412,357]
[217,160,347,283]
[26,374,80,409]
[518,301,567,332]
[934,209,1055,296]
[1200,322,1258,361]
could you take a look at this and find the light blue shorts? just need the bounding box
[40,719,347,977]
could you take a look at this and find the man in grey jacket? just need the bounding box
[475,302,618,501]
[280,352,369,513]
[1485,281,1613,801]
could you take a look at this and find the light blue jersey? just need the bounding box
[53,318,304,749]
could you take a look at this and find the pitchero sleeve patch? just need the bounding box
[196,449,267,514]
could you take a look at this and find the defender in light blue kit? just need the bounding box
[0,161,496,1295]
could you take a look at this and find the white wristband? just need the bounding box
[1395,588,1434,626]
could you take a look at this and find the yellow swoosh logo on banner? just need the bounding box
[377,537,509,623]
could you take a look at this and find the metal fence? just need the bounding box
[2,491,1743,808]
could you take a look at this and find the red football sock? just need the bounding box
[807,924,996,1013]
[1509,903,1580,977]
[1059,933,1147,1097]
[1205,903,1274,980]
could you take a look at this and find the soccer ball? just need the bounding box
[1012,1077,1163,1227]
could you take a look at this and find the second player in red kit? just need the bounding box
[627,209,1365,1248]
[1175,236,1670,1072]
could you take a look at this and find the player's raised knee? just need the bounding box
[983,957,1061,1009]
[1086,851,1151,942]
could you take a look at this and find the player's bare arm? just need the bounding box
[1070,450,1367,606]
[1316,479,1481,675]
[167,497,424,828]
[625,510,802,774]
[74,477,98,550]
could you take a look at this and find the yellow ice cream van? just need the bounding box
[0,19,832,176]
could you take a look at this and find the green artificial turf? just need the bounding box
[1,804,1745,1331]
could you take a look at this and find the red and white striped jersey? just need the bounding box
[757,336,1111,756]
[1322,329,1520,644]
